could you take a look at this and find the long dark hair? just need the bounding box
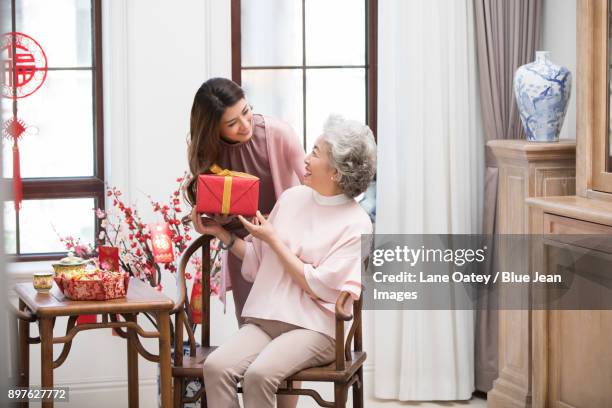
[185,77,245,207]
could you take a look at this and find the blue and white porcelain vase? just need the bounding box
[513,51,572,142]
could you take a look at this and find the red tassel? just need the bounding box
[12,142,22,212]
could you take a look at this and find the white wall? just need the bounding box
[540,0,577,140]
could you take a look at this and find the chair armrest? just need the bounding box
[335,291,354,321]
[334,291,356,371]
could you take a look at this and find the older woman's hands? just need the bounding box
[238,211,278,245]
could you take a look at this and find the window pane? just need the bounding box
[3,70,94,178]
[1,1,10,37]
[305,0,365,66]
[306,68,365,151]
[242,0,302,67]
[1,95,11,134]
[4,201,16,254]
[242,69,304,143]
[15,0,92,67]
[19,197,95,254]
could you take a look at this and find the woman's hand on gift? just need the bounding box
[190,208,226,238]
[238,211,278,245]
[209,214,236,225]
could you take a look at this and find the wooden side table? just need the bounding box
[14,278,174,408]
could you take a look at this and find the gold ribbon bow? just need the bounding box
[209,164,259,214]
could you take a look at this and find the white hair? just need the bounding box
[323,114,377,198]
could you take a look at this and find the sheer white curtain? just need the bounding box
[374,0,484,401]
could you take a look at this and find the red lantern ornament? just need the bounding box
[2,32,47,212]
[1,32,48,99]
[190,279,202,325]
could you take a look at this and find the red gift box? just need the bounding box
[54,271,130,301]
[196,165,259,216]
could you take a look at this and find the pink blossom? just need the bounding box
[74,245,88,257]
[96,208,106,219]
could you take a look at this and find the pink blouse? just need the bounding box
[240,185,373,338]
[216,114,305,305]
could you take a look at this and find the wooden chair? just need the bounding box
[171,235,366,408]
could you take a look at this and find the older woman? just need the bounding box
[195,115,376,408]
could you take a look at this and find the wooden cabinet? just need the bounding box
[527,197,612,408]
[487,140,576,408]
[524,1,612,406]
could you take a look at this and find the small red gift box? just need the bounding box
[196,164,259,216]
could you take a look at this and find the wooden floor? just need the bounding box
[359,397,486,408]
[291,374,487,408]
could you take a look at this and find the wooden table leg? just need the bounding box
[39,317,54,408]
[17,300,30,408]
[157,312,173,408]
[126,314,139,408]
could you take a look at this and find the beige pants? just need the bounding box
[227,254,301,408]
[203,318,335,408]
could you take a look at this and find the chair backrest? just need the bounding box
[175,235,214,355]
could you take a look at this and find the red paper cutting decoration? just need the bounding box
[1,32,48,99]
[150,222,174,264]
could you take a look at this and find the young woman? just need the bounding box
[195,115,377,408]
[186,77,305,324]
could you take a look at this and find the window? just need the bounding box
[232,0,377,152]
[2,0,103,260]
